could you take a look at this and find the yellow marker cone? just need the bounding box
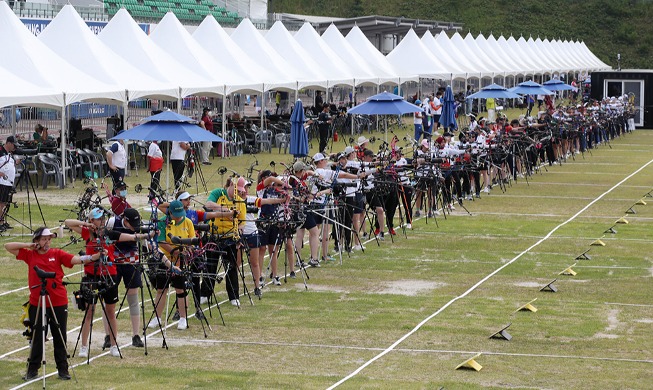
[455,353,483,371]
[559,263,577,276]
[636,199,647,206]
[515,298,538,313]
[591,239,606,246]
[616,217,629,224]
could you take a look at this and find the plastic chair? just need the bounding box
[76,149,96,179]
[275,133,289,154]
[83,148,105,177]
[38,155,62,189]
[255,129,272,153]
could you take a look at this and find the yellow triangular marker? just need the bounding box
[515,298,538,313]
[455,353,483,371]
[591,239,606,246]
[615,217,629,224]
[559,263,577,276]
[636,199,647,205]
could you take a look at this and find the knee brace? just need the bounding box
[127,294,140,317]
[176,291,188,299]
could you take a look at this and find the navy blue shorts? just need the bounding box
[243,232,263,248]
[259,224,280,247]
[354,192,365,215]
[116,263,142,289]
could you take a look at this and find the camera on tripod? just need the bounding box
[72,287,96,311]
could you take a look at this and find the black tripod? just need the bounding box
[70,277,122,363]
[29,266,75,387]
[3,159,46,233]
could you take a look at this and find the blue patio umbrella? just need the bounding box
[440,85,457,131]
[348,91,423,115]
[141,110,197,123]
[543,79,578,92]
[289,100,309,157]
[111,121,225,143]
[348,91,423,142]
[466,83,522,99]
[110,110,224,193]
[509,80,555,96]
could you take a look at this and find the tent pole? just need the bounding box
[222,86,227,159]
[10,106,16,138]
[60,95,67,188]
[350,81,355,139]
[260,89,265,132]
[123,99,130,178]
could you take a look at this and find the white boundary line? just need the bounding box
[327,157,653,389]
[0,270,84,297]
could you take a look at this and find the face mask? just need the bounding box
[119,190,127,197]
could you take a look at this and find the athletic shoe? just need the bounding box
[352,245,365,251]
[78,345,89,358]
[295,260,306,268]
[172,310,180,321]
[194,310,205,321]
[132,335,144,348]
[57,369,71,380]
[109,345,120,357]
[307,258,320,267]
[102,335,111,349]
[259,276,265,286]
[373,228,380,236]
[322,255,336,262]
[272,276,281,286]
[254,287,262,299]
[23,370,39,381]
[147,318,160,329]
[483,186,490,193]
[199,296,208,305]
[376,232,385,241]
[230,299,240,307]
[414,210,421,218]
[362,232,368,239]
[289,271,296,278]
[177,317,188,330]
[389,228,396,235]
[406,223,412,229]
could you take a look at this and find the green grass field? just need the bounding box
[0,121,652,389]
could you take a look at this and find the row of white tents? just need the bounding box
[0,2,609,185]
[1,2,609,110]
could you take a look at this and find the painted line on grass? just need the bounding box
[0,270,84,297]
[328,157,653,389]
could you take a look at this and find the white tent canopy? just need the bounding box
[387,29,452,80]
[292,22,356,88]
[0,64,62,108]
[434,31,496,78]
[321,24,379,86]
[0,1,124,105]
[264,21,327,89]
[421,31,471,79]
[345,25,414,85]
[99,8,212,100]
[229,18,300,92]
[39,5,178,101]
[150,12,259,96]
[193,15,290,94]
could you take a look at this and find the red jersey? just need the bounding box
[17,248,74,307]
[109,195,130,217]
[81,227,116,276]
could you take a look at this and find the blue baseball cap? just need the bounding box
[169,200,185,218]
[90,207,105,220]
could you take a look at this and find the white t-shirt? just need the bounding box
[242,195,259,235]
[147,142,162,159]
[170,141,188,161]
[312,168,338,204]
[0,152,16,186]
[432,97,442,115]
